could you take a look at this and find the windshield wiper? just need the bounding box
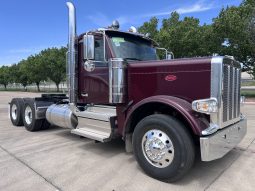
[124,58,142,61]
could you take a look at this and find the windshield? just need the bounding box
[109,34,158,61]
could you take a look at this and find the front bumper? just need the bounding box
[200,118,247,161]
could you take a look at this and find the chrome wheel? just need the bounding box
[11,104,17,120]
[142,129,174,168]
[24,106,32,125]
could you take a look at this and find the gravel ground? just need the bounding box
[0,91,255,191]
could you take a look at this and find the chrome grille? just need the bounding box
[222,64,241,123]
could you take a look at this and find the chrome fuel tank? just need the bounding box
[46,104,78,129]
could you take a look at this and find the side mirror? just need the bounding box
[166,54,172,60]
[166,52,174,60]
[83,34,95,60]
[156,48,174,60]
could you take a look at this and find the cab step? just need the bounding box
[71,105,116,142]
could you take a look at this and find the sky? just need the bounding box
[0,0,242,66]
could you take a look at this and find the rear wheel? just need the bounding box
[41,120,51,130]
[10,98,24,126]
[132,114,195,182]
[23,99,44,131]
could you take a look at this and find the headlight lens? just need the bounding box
[192,98,218,114]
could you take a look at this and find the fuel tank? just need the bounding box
[46,104,78,129]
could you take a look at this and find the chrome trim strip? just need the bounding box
[236,68,241,117]
[201,123,219,135]
[227,65,230,121]
[210,56,224,127]
[200,117,247,161]
[109,58,127,103]
[233,68,237,118]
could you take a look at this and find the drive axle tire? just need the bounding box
[10,98,24,126]
[41,120,51,130]
[132,114,195,182]
[23,99,43,132]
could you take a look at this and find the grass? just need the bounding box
[241,90,255,97]
[241,81,255,86]
[0,88,64,93]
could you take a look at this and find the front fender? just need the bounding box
[124,95,208,136]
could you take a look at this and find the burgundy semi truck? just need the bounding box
[9,2,247,182]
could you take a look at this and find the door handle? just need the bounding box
[81,93,88,97]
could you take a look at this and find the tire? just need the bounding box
[23,98,43,132]
[132,114,195,182]
[10,98,24,126]
[41,120,51,130]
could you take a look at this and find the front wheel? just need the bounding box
[132,114,195,182]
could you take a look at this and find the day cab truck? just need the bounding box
[9,2,247,182]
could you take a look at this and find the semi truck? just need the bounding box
[9,2,247,182]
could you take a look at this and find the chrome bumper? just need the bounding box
[200,118,247,161]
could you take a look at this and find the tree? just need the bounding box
[8,64,19,84]
[211,0,255,72]
[41,47,67,92]
[138,0,255,76]
[157,12,212,58]
[138,17,159,40]
[25,55,47,92]
[17,60,30,90]
[0,66,11,90]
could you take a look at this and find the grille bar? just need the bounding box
[237,69,241,116]
[233,68,238,118]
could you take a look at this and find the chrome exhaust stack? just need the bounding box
[46,2,78,129]
[66,2,77,105]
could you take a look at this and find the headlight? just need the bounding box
[192,98,218,114]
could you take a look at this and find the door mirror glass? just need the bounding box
[83,34,95,60]
[166,54,172,60]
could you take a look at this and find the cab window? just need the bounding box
[94,37,104,61]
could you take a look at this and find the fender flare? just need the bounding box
[124,95,208,136]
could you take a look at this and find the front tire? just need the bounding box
[132,114,195,182]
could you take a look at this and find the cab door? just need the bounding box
[78,35,110,104]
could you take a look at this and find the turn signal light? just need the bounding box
[192,98,218,114]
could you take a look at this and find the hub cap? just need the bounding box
[24,106,32,125]
[142,129,174,168]
[11,104,17,120]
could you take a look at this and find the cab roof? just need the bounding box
[78,28,159,47]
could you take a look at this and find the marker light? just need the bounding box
[192,98,218,114]
[129,26,137,33]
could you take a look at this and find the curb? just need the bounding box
[244,102,255,104]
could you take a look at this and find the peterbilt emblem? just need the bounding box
[165,75,177,81]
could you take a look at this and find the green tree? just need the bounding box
[8,64,19,84]
[17,60,30,90]
[138,0,255,76]
[211,0,255,71]
[0,66,11,90]
[138,17,159,39]
[41,47,67,92]
[157,12,211,58]
[25,55,47,92]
